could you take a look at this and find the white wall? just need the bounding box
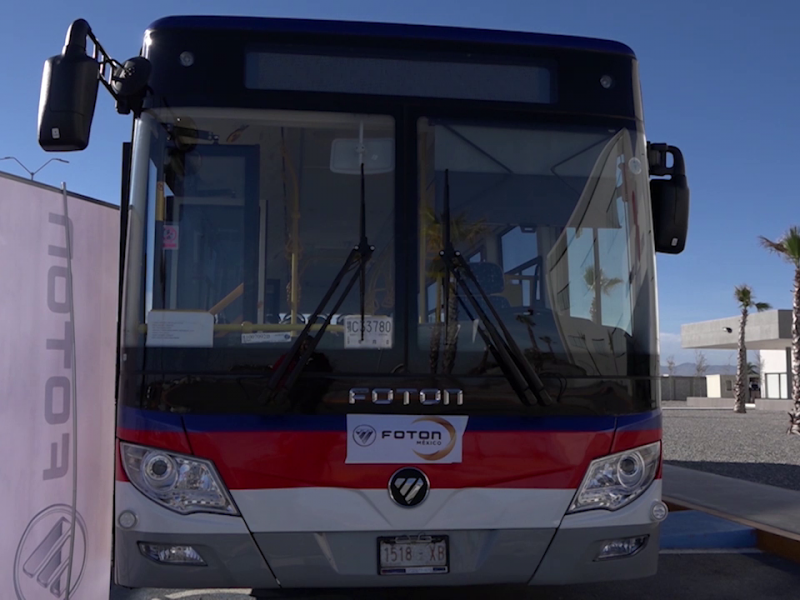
[706,374,736,398]
[760,349,791,399]
[707,374,721,398]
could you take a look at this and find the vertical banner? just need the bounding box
[0,174,119,600]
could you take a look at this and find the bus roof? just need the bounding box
[146,15,636,58]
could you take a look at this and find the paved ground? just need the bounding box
[110,554,800,599]
[662,408,800,491]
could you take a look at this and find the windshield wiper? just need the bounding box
[261,163,374,406]
[438,169,554,407]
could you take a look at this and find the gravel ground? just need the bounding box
[662,408,800,491]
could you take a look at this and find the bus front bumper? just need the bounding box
[113,481,662,589]
[114,523,660,589]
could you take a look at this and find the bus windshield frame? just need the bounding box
[118,27,659,416]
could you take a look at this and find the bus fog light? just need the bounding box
[118,510,137,529]
[139,543,206,565]
[651,500,669,522]
[595,535,648,560]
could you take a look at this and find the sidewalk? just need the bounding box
[663,464,800,561]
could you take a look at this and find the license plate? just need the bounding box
[343,315,393,349]
[378,536,449,575]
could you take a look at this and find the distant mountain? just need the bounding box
[660,363,736,377]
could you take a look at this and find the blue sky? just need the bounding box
[2,0,798,364]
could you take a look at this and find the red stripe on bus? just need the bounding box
[115,427,662,487]
[186,430,616,490]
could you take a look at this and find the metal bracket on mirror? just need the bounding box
[647,142,684,178]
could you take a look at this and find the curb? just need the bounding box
[660,510,756,550]
[664,496,800,565]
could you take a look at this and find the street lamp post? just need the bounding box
[0,156,69,180]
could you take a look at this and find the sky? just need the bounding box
[2,0,798,365]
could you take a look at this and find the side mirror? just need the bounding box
[38,19,100,152]
[648,143,689,254]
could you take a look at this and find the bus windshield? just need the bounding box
[414,117,657,380]
[123,107,657,401]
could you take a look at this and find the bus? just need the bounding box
[37,15,689,595]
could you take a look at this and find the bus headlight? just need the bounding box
[120,442,239,516]
[567,441,661,514]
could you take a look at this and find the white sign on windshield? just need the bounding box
[145,310,214,347]
[343,315,393,349]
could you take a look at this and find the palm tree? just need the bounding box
[732,285,771,414]
[540,335,556,356]
[583,266,623,324]
[759,226,800,434]
[747,361,759,378]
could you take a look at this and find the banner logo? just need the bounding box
[353,425,377,447]
[14,504,87,600]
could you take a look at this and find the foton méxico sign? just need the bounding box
[345,414,469,464]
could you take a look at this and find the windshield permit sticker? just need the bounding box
[345,414,469,464]
[343,315,393,349]
[241,331,292,344]
[162,223,179,250]
[145,310,213,348]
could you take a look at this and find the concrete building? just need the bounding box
[680,309,794,410]
[660,376,707,401]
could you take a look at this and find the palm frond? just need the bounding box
[583,266,597,288]
[759,235,787,256]
[760,227,800,266]
[602,277,624,293]
[755,302,772,312]
[734,284,753,307]
[783,226,800,265]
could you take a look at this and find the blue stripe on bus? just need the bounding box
[118,406,185,432]
[183,414,347,433]
[146,16,636,58]
[465,416,617,432]
[615,410,662,431]
[120,407,660,433]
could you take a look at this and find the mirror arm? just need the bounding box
[64,19,149,117]
[647,142,685,179]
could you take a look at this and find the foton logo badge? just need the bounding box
[14,504,88,600]
[353,425,377,447]
[389,467,430,507]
